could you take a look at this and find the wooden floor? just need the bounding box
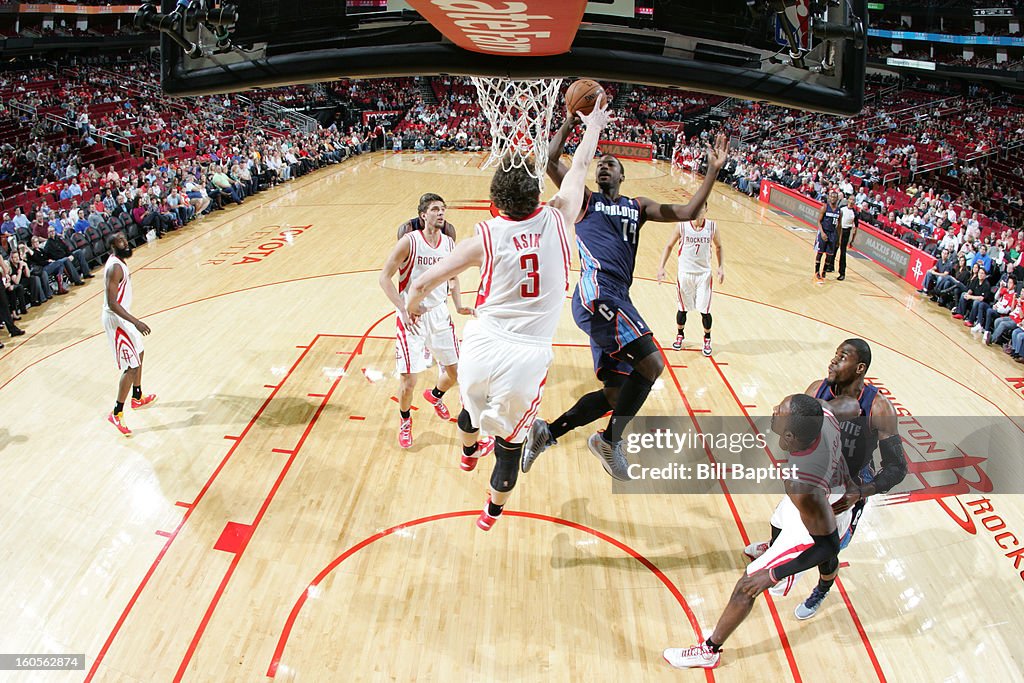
[1,152,1022,682]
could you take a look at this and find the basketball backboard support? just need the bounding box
[147,0,867,115]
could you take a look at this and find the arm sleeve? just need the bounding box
[768,530,841,581]
[872,434,908,494]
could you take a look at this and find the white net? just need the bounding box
[470,77,564,190]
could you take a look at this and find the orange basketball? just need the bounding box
[565,79,605,116]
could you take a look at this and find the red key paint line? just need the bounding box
[835,577,887,682]
[707,357,782,466]
[155,530,172,538]
[85,336,320,682]
[707,353,886,682]
[656,345,803,683]
[271,448,295,455]
[266,510,714,683]
[348,416,366,421]
[174,331,374,681]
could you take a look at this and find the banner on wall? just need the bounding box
[758,181,936,288]
[598,140,653,161]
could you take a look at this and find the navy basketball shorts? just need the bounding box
[815,228,837,255]
[571,283,653,381]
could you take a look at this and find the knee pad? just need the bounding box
[676,310,687,327]
[701,312,712,330]
[457,409,478,434]
[819,555,840,576]
[490,437,520,492]
[620,334,660,369]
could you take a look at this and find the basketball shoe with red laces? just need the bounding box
[672,334,684,350]
[131,394,157,409]
[422,389,451,420]
[398,417,413,449]
[663,641,721,669]
[702,336,712,357]
[108,411,132,437]
[460,437,495,471]
[476,496,503,531]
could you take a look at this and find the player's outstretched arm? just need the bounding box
[378,235,413,314]
[407,236,484,321]
[546,113,580,189]
[656,226,681,284]
[637,133,730,223]
[549,97,610,228]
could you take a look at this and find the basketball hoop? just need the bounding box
[470,77,564,190]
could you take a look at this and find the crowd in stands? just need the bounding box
[4,60,1024,360]
[0,63,376,345]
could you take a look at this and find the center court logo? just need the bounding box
[202,225,313,266]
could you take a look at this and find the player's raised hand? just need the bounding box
[579,93,611,132]
[706,132,730,169]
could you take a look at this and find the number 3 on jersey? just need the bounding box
[520,253,539,298]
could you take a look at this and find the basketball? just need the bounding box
[565,79,605,116]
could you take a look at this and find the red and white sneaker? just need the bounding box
[663,641,721,669]
[672,334,684,350]
[476,497,502,531]
[422,389,451,420]
[460,437,495,471]
[108,411,132,437]
[131,393,157,409]
[398,417,413,449]
[743,541,769,561]
[702,337,712,357]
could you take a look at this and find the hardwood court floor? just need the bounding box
[1,152,1021,682]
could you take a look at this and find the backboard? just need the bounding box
[149,0,867,115]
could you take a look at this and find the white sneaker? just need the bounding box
[663,641,721,669]
[743,541,768,561]
[971,323,983,333]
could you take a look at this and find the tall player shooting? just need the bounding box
[521,115,729,479]
[103,232,155,436]
[655,201,725,356]
[379,195,471,448]
[405,97,610,531]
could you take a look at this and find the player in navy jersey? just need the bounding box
[520,114,729,480]
[815,191,841,283]
[745,339,906,620]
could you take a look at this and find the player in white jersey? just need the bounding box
[102,233,154,436]
[664,394,856,669]
[379,193,471,449]
[656,202,724,357]
[406,97,610,531]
